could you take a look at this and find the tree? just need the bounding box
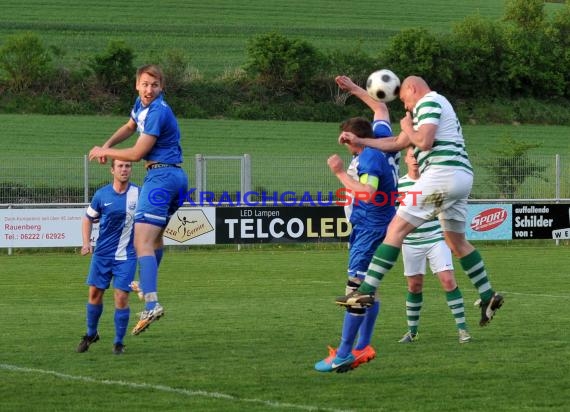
[545,1,570,98]
[89,40,135,95]
[244,31,322,92]
[149,48,193,94]
[450,16,510,98]
[483,136,547,198]
[0,32,52,92]
[503,0,546,31]
[383,28,453,92]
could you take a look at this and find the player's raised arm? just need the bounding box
[103,119,137,148]
[340,130,410,152]
[335,75,390,122]
[89,133,156,162]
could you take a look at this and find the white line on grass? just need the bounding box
[499,291,570,299]
[0,363,355,412]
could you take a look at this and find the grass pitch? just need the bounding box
[1,244,568,411]
[1,113,569,200]
[0,0,507,77]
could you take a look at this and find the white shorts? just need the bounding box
[402,240,454,276]
[397,167,473,233]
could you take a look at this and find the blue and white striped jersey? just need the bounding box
[86,183,139,260]
[131,93,183,165]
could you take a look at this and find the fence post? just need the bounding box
[554,153,560,246]
[7,204,12,256]
[195,154,204,202]
[555,154,561,202]
[242,154,251,195]
[84,155,89,203]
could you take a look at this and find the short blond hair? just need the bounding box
[136,64,165,87]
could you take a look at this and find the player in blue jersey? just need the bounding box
[314,117,396,373]
[336,76,503,327]
[77,160,139,354]
[88,64,188,335]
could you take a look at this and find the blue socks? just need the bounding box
[337,312,365,358]
[138,255,158,311]
[355,301,380,350]
[86,302,103,336]
[155,248,164,268]
[114,307,130,345]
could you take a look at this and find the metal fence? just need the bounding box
[0,154,568,205]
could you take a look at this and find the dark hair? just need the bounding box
[340,117,373,138]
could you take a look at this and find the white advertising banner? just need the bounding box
[0,208,85,248]
[0,207,217,248]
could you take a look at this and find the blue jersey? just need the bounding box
[86,183,139,260]
[131,94,183,164]
[349,147,396,230]
[373,119,400,180]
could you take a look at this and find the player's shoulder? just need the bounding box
[90,184,114,207]
[372,119,393,138]
[149,94,173,113]
[398,174,417,188]
[363,146,388,162]
[359,148,388,174]
[94,183,115,196]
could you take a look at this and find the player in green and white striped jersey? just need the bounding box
[398,147,470,344]
[336,76,504,328]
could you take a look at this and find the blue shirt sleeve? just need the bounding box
[86,189,102,220]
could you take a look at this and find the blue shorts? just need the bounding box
[86,255,137,292]
[136,166,188,227]
[347,225,387,279]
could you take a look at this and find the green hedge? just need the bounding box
[1,0,570,124]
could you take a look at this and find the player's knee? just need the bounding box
[407,275,423,293]
[438,272,457,291]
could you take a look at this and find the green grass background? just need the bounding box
[1,2,569,409]
[1,113,569,199]
[0,0,510,77]
[2,114,570,158]
[1,244,569,411]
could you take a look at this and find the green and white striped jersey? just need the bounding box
[398,174,445,246]
[412,91,473,175]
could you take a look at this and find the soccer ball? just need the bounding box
[366,69,401,103]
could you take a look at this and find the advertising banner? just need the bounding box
[2,203,569,248]
[0,208,84,247]
[512,204,570,240]
[163,207,216,245]
[466,204,512,240]
[215,206,351,243]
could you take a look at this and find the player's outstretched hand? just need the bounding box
[88,146,108,164]
[335,75,360,94]
[339,131,359,145]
